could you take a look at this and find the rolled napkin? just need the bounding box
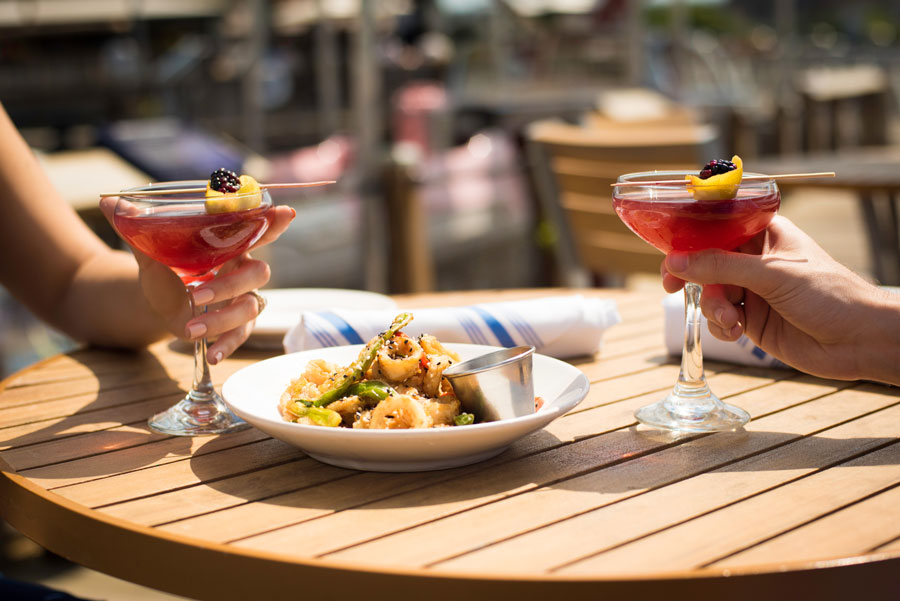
[663,292,790,369]
[283,295,621,359]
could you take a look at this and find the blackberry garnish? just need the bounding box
[698,159,736,180]
[209,168,241,193]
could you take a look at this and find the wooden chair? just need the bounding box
[525,118,720,286]
[798,64,890,151]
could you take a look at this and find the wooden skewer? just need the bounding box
[610,172,836,187]
[99,180,336,197]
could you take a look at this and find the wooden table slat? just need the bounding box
[713,482,900,567]
[431,396,900,574]
[558,442,900,575]
[316,386,900,571]
[229,377,875,560]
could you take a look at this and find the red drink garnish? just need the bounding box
[115,204,272,284]
[613,188,780,253]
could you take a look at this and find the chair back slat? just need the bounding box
[526,118,719,285]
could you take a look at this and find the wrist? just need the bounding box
[859,289,900,386]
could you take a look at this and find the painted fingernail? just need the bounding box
[187,323,207,339]
[193,288,215,304]
[289,207,297,219]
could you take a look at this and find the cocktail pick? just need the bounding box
[610,172,835,187]
[100,181,336,197]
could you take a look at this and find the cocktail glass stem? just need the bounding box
[147,282,248,436]
[675,282,710,401]
[191,300,216,399]
[634,282,750,432]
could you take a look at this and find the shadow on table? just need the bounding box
[188,424,572,511]
[545,428,900,497]
[183,417,900,520]
[0,345,195,479]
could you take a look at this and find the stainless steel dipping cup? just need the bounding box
[443,345,536,422]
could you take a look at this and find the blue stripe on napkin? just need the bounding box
[471,306,516,347]
[304,320,332,347]
[452,309,490,345]
[318,311,365,345]
[307,314,340,347]
[503,308,543,348]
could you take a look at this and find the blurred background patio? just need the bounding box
[1,0,898,598]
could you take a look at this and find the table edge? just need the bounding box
[3,462,899,601]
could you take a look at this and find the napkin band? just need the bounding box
[663,292,789,369]
[284,295,621,360]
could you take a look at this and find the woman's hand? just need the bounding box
[661,215,900,385]
[100,198,295,363]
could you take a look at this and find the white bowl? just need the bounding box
[221,343,590,472]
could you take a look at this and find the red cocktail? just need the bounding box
[613,169,780,432]
[614,188,780,253]
[114,180,273,436]
[116,204,272,284]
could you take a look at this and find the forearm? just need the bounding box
[53,248,170,349]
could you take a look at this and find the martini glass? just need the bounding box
[115,181,274,436]
[613,171,780,432]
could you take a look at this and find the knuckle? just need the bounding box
[259,261,271,283]
[241,293,259,314]
[246,258,270,284]
[707,250,729,276]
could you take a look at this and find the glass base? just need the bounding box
[148,391,248,436]
[635,386,750,433]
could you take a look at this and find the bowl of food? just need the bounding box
[221,314,590,471]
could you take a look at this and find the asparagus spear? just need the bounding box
[297,312,412,408]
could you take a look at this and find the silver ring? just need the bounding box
[249,290,267,314]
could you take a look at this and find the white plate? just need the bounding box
[247,288,398,348]
[221,343,590,472]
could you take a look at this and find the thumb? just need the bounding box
[98,195,161,271]
[98,195,119,230]
[665,249,776,296]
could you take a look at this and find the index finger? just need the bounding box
[661,258,686,293]
[250,205,295,250]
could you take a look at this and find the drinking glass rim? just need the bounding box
[615,170,776,189]
[119,180,270,202]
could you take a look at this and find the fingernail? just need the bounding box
[715,309,726,324]
[729,322,743,338]
[193,288,215,304]
[667,253,688,273]
[187,322,207,339]
[209,351,223,365]
[289,207,297,219]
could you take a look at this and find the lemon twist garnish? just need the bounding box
[685,155,743,201]
[205,175,262,214]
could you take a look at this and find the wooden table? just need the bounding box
[2,288,899,600]
[756,146,900,285]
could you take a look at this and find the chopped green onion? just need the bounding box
[453,413,475,426]
[287,402,342,427]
